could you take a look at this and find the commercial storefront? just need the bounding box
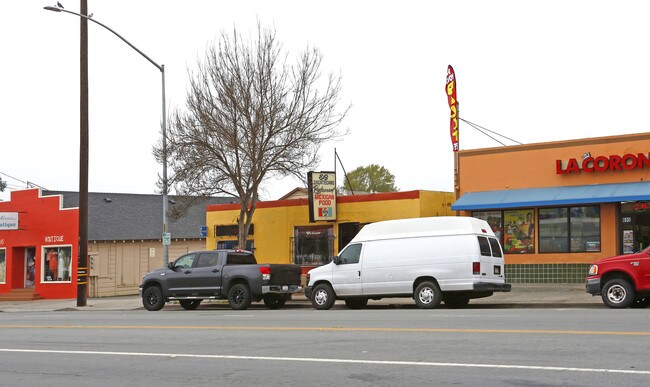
[452,132,650,283]
[0,189,79,299]
[206,190,453,273]
[1,188,231,299]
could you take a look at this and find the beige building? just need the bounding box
[46,191,233,297]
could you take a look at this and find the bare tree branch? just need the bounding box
[153,23,349,248]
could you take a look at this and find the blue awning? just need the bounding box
[452,181,650,211]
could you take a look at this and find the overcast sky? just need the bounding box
[2,0,649,202]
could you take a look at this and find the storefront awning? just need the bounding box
[452,181,650,211]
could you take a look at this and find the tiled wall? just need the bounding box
[505,264,590,283]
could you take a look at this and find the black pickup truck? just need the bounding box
[139,249,302,311]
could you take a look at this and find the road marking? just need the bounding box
[0,324,648,336]
[0,348,648,375]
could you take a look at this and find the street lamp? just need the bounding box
[44,4,171,305]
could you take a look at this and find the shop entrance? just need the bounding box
[9,247,35,289]
[24,247,35,288]
[338,222,362,253]
[620,202,650,254]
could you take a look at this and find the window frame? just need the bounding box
[0,248,6,284]
[337,243,362,265]
[538,205,601,254]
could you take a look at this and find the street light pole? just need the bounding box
[45,4,171,278]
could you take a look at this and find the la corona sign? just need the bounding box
[556,152,650,175]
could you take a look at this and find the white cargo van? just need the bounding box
[305,216,511,309]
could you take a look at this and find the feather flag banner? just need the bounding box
[446,65,459,152]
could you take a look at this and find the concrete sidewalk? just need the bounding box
[0,284,603,313]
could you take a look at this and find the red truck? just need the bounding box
[585,246,650,308]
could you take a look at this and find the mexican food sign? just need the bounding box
[308,171,337,222]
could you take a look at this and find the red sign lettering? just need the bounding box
[556,152,650,174]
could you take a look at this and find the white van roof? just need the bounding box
[350,216,494,243]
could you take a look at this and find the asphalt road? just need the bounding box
[0,307,649,386]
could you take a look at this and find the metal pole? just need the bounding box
[45,3,170,266]
[77,0,89,307]
[162,65,169,265]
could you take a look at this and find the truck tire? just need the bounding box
[142,286,165,311]
[344,298,368,309]
[179,299,202,310]
[414,281,442,309]
[263,294,287,309]
[601,278,635,308]
[311,283,336,310]
[228,283,252,310]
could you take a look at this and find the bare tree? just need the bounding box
[154,24,349,249]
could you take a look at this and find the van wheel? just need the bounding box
[179,299,202,310]
[263,294,287,309]
[311,284,336,310]
[601,278,634,308]
[414,281,442,309]
[228,283,252,310]
[142,286,165,311]
[344,298,368,309]
[444,296,470,309]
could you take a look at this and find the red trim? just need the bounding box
[206,190,421,212]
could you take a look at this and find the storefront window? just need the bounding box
[0,248,5,284]
[539,206,600,253]
[472,211,503,244]
[292,226,334,265]
[503,209,535,254]
[570,206,601,252]
[42,246,72,282]
[539,208,569,253]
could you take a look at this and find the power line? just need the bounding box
[459,118,523,146]
[0,172,48,191]
[0,171,28,186]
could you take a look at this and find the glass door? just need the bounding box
[621,202,650,254]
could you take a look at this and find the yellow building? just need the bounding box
[206,190,453,266]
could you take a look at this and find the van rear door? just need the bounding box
[477,236,505,281]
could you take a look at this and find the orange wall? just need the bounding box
[456,133,650,265]
[458,133,650,193]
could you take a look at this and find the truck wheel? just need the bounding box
[263,294,287,309]
[228,283,252,310]
[344,298,368,309]
[601,278,635,308]
[444,296,470,309]
[311,283,336,310]
[414,281,442,309]
[179,299,202,310]
[142,286,165,311]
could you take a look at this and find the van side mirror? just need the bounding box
[333,256,340,265]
